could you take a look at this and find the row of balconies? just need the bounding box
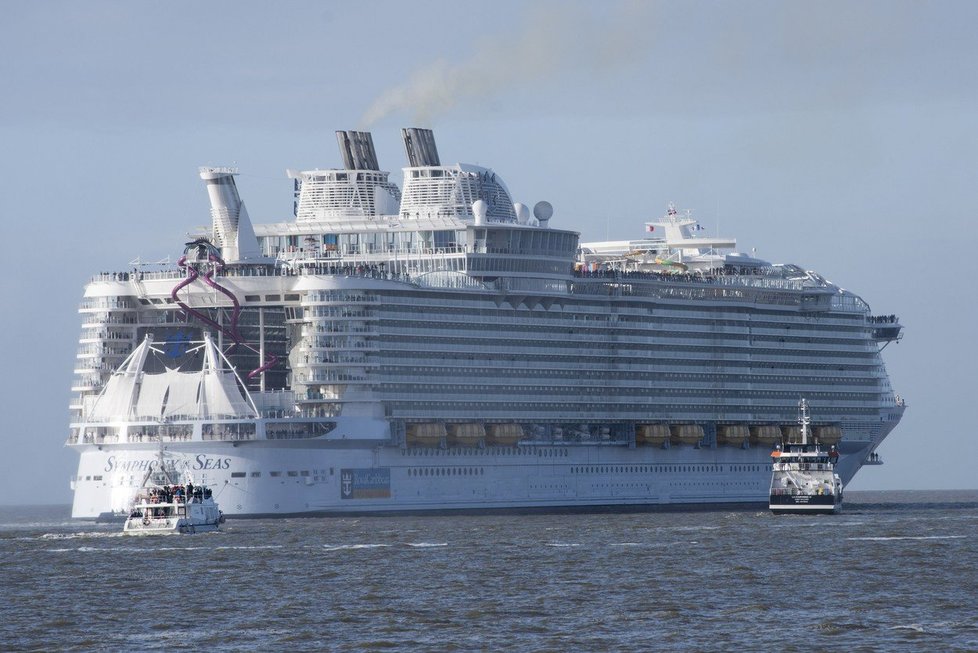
[369,381,883,401]
[374,340,878,367]
[303,308,376,319]
[77,330,134,343]
[374,319,870,345]
[75,345,130,358]
[385,367,846,389]
[372,294,868,330]
[78,297,137,312]
[372,353,885,379]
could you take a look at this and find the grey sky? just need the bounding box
[2,0,975,504]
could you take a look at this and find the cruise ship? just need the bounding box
[68,128,905,519]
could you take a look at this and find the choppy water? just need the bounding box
[2,491,977,652]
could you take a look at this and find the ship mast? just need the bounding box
[798,398,811,445]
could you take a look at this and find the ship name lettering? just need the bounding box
[104,456,156,473]
[193,455,231,470]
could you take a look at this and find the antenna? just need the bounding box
[716,198,720,238]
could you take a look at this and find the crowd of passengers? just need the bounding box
[128,484,213,520]
[103,260,860,287]
[138,483,211,506]
[101,262,401,282]
[572,264,781,282]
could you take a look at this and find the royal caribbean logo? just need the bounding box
[162,328,195,359]
[340,468,391,500]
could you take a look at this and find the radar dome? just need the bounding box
[533,201,553,228]
[472,199,488,225]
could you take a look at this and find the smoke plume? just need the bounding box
[359,1,656,128]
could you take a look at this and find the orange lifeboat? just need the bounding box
[636,424,671,445]
[717,424,749,446]
[447,423,485,446]
[814,425,843,445]
[670,424,704,445]
[750,425,782,445]
[486,423,524,445]
[406,423,446,446]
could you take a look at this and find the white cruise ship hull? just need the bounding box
[69,422,887,519]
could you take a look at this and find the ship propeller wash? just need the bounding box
[68,128,904,518]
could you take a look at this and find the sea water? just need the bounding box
[2,490,976,652]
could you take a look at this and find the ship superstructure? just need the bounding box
[68,128,904,518]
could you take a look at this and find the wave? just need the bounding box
[321,543,391,551]
[39,531,122,540]
[847,535,967,542]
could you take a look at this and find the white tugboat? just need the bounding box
[123,450,224,535]
[769,399,843,515]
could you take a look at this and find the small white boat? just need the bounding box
[123,448,224,535]
[123,482,224,535]
[769,399,843,515]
